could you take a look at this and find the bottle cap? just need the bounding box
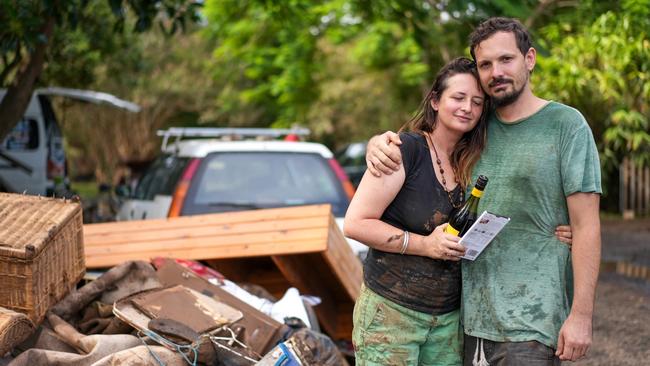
[475,175,488,190]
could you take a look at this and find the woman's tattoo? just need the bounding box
[387,233,403,244]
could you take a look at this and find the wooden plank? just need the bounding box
[323,215,362,300]
[84,204,332,235]
[336,302,355,340]
[85,227,327,255]
[85,238,326,268]
[84,217,327,246]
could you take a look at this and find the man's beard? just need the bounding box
[489,76,526,107]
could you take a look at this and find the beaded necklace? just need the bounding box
[424,132,464,208]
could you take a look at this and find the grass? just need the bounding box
[70,181,99,202]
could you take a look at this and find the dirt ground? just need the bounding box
[568,217,650,366]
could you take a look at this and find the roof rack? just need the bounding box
[156,127,311,151]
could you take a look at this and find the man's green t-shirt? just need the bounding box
[462,101,602,348]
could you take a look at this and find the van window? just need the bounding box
[2,119,39,151]
[134,155,190,200]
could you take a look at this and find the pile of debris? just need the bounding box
[0,193,361,365]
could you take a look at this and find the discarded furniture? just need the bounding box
[84,204,362,340]
[155,258,287,355]
[0,306,35,355]
[0,193,85,324]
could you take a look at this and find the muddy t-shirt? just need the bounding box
[363,132,462,315]
[462,102,602,348]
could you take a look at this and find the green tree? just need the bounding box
[58,27,217,182]
[535,0,650,169]
[0,0,202,141]
[202,0,581,145]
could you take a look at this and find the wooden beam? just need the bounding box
[84,204,332,235]
[323,215,362,300]
[84,205,332,268]
[85,217,326,246]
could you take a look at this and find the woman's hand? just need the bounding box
[423,223,467,261]
[555,225,573,247]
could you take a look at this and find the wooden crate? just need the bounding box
[84,204,362,340]
[0,193,85,324]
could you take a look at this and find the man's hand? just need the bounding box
[555,312,592,361]
[366,131,402,176]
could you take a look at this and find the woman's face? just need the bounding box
[431,73,485,135]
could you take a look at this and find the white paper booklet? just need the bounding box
[459,211,510,261]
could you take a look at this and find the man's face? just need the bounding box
[473,31,535,107]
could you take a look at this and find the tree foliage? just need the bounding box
[535,0,650,170]
[57,26,216,182]
[201,0,553,142]
[0,0,202,141]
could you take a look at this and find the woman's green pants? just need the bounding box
[353,284,463,366]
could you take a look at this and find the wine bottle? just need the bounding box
[445,175,488,237]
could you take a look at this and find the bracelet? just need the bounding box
[399,230,410,255]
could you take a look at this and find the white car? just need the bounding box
[116,127,368,257]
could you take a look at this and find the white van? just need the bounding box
[0,88,139,196]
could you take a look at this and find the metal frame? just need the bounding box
[156,127,311,151]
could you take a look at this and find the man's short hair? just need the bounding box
[469,17,532,61]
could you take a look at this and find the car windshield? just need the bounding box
[182,151,349,217]
[134,155,190,200]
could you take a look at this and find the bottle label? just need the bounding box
[445,225,460,236]
[471,187,484,198]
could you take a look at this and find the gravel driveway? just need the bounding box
[568,217,650,366]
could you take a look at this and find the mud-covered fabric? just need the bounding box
[287,328,350,366]
[363,132,463,315]
[462,102,602,348]
[353,284,462,366]
[50,260,161,322]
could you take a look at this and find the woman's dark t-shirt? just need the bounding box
[363,132,462,315]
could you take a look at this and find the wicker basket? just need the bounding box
[0,306,35,355]
[0,193,85,324]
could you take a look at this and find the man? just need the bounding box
[365,17,601,365]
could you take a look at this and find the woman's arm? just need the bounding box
[344,164,465,260]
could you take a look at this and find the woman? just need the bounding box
[344,57,570,365]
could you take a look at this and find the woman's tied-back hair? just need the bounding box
[469,17,532,61]
[400,57,488,188]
